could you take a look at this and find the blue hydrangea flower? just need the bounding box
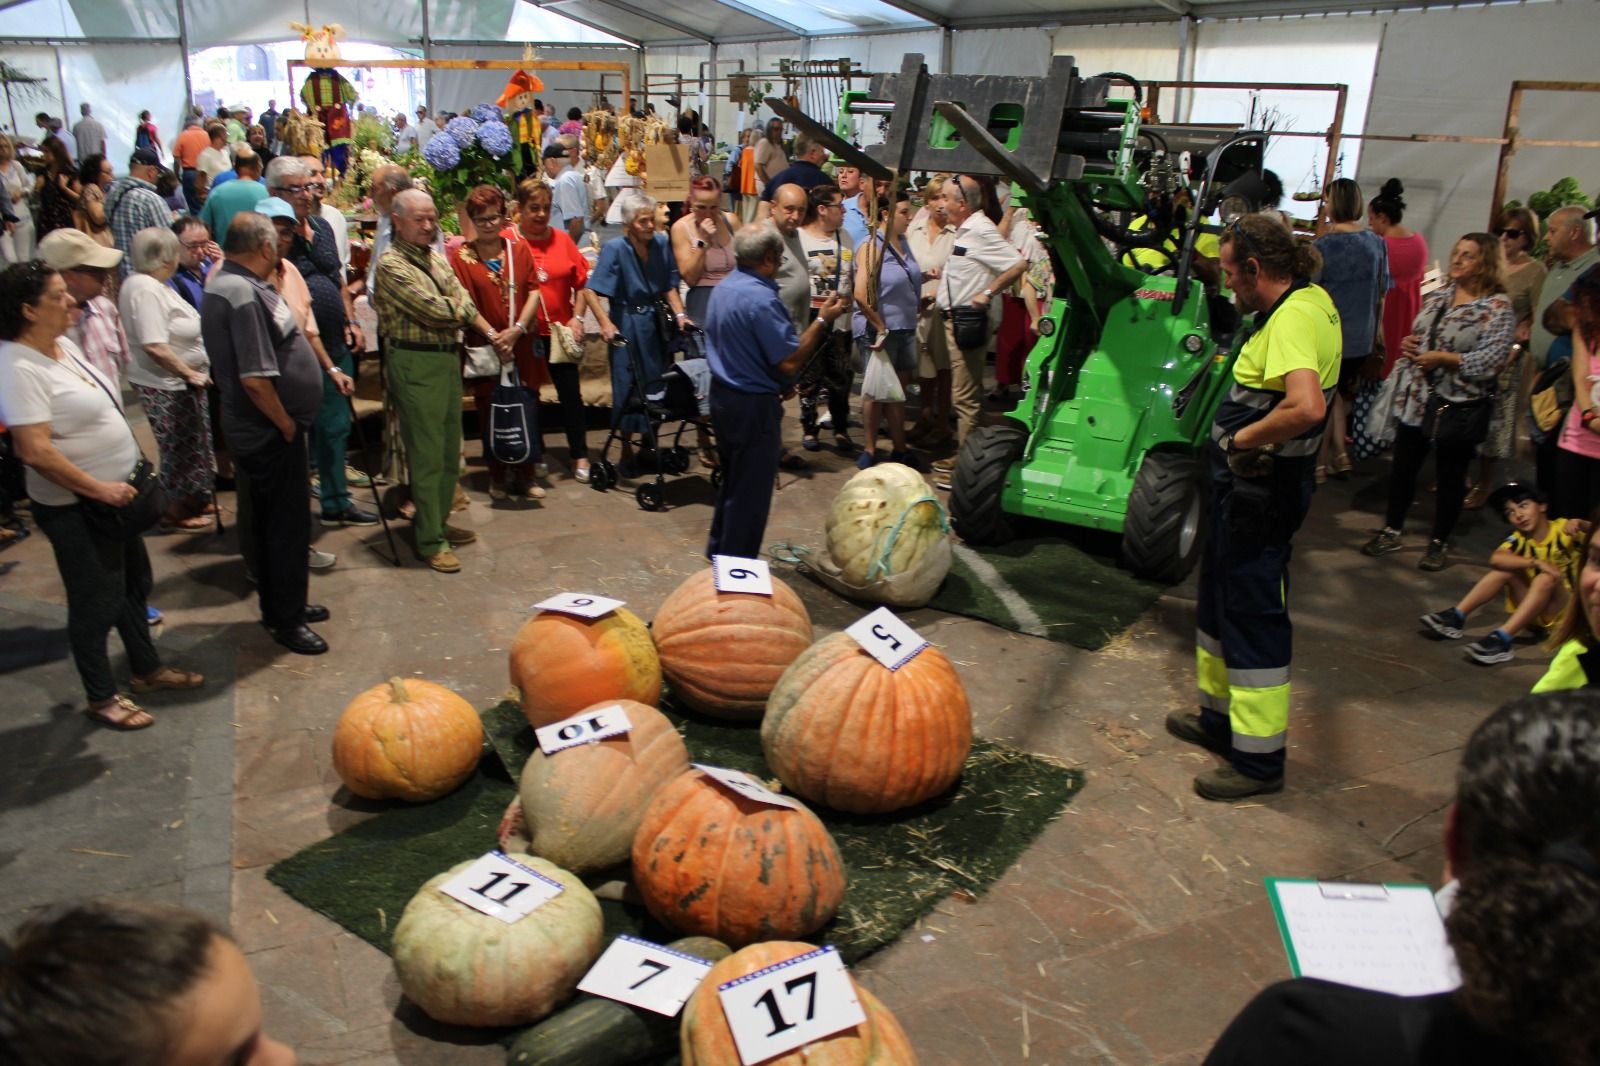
[476,119,514,159]
[422,132,460,170]
[445,115,480,148]
[470,103,502,125]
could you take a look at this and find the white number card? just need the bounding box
[717,945,867,1064]
[692,763,800,810]
[536,704,633,755]
[533,592,626,619]
[845,607,929,671]
[438,851,564,924]
[712,555,774,596]
[577,934,715,1017]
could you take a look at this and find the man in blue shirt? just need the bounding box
[705,224,847,558]
[756,132,831,222]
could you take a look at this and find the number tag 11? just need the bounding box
[535,704,633,755]
[712,555,774,596]
[845,607,929,671]
[717,945,867,1064]
[438,851,564,925]
[576,935,714,1017]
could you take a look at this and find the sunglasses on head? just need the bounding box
[1227,218,1265,274]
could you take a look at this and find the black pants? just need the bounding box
[707,383,781,560]
[798,329,854,439]
[1558,447,1600,520]
[547,360,589,462]
[236,431,311,630]
[32,501,162,703]
[1385,423,1475,543]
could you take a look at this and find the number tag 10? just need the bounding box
[535,704,633,755]
[576,934,714,1017]
[438,851,564,925]
[717,945,867,1064]
[712,555,774,596]
[844,607,929,671]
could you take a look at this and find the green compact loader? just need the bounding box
[769,54,1270,583]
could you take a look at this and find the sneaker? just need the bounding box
[320,506,380,527]
[344,465,373,488]
[1465,631,1514,665]
[309,474,321,499]
[574,465,592,484]
[855,451,876,470]
[1360,528,1403,556]
[931,457,955,474]
[308,547,337,570]
[146,604,163,625]
[1193,766,1284,802]
[818,411,833,428]
[1418,539,1449,572]
[534,462,550,478]
[425,547,462,573]
[1420,608,1465,640]
[932,468,952,491]
[1164,711,1228,757]
[444,525,478,546]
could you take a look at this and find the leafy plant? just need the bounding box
[1527,177,1593,219]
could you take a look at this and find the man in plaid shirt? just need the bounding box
[106,148,173,279]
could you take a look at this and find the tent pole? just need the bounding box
[1173,16,1191,119]
[175,0,193,110]
[420,0,434,108]
[706,42,717,141]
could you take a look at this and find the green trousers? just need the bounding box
[387,344,462,557]
[311,348,354,515]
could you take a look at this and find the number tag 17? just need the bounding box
[576,935,715,1017]
[717,945,867,1064]
[437,851,564,925]
[844,607,929,671]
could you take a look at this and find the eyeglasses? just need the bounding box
[180,239,210,251]
[277,184,313,196]
[818,201,843,210]
[470,213,505,228]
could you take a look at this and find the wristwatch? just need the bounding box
[981,288,994,298]
[694,239,706,249]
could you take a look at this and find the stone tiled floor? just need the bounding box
[1,406,1536,1064]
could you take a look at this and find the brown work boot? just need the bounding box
[1193,766,1284,802]
[444,525,478,546]
[424,548,462,573]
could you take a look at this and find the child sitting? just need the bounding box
[1420,483,1587,664]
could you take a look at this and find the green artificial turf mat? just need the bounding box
[926,538,1162,651]
[269,698,1081,966]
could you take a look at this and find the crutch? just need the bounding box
[346,396,402,567]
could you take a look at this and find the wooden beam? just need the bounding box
[286,58,631,113]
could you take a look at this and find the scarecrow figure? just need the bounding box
[291,22,358,176]
[497,69,545,178]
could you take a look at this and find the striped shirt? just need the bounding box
[69,295,131,383]
[1212,281,1342,461]
[371,238,478,346]
[1502,517,1583,588]
[105,177,172,279]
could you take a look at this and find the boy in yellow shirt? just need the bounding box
[1420,483,1587,664]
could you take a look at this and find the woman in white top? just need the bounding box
[120,226,215,532]
[0,261,204,729]
[905,175,957,446]
[0,134,36,263]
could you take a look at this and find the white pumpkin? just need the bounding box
[826,463,950,586]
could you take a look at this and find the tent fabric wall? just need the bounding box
[1358,1,1599,265]
[1050,21,1179,88]
[952,28,1053,79]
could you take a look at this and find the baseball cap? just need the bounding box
[37,228,124,270]
[255,197,296,223]
[542,143,569,160]
[1486,482,1548,514]
[129,146,161,168]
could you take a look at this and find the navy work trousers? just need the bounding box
[707,382,782,560]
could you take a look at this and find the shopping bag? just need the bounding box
[487,363,540,466]
[1350,368,1401,462]
[861,346,906,403]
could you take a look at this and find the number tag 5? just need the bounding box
[536,704,633,755]
[577,935,715,1017]
[845,607,929,671]
[717,945,867,1064]
[712,555,774,596]
[532,592,626,619]
[437,851,564,924]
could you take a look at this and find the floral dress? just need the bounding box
[1392,283,1516,430]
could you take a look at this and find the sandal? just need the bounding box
[129,666,205,694]
[699,448,720,470]
[86,694,155,731]
[1314,465,1328,485]
[159,514,214,534]
[1329,453,1353,478]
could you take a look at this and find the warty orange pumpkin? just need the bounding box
[652,568,814,719]
[331,677,484,802]
[680,941,918,1065]
[762,632,972,814]
[510,607,662,728]
[632,768,845,947]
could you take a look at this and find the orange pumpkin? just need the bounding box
[632,769,845,947]
[331,677,484,802]
[680,941,918,1065]
[762,632,971,814]
[510,607,662,728]
[652,568,814,719]
[517,700,690,873]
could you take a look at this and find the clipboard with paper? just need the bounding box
[1265,878,1460,997]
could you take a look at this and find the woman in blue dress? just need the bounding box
[588,196,688,477]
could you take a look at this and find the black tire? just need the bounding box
[667,445,692,474]
[1120,450,1206,584]
[950,420,1027,545]
[636,483,664,511]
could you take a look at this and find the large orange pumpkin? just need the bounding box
[632,769,845,947]
[392,852,603,1027]
[510,607,662,728]
[680,941,918,1065]
[762,632,972,814]
[331,677,484,802]
[652,568,814,719]
[517,699,690,874]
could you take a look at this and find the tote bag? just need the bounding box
[487,363,540,466]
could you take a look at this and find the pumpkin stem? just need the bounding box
[388,677,411,703]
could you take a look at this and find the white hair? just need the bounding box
[620,193,657,225]
[130,226,180,275]
[733,223,782,266]
[264,155,309,192]
[392,189,436,219]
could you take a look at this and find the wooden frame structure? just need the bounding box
[1491,80,1600,228]
[285,57,632,117]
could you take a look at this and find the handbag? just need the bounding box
[1529,357,1573,435]
[547,320,580,365]
[1417,295,1492,447]
[487,362,540,466]
[943,266,990,350]
[463,238,516,380]
[1349,370,1401,461]
[68,356,167,540]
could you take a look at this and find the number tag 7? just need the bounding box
[437,851,564,924]
[577,935,714,1017]
[845,607,928,671]
[532,592,626,619]
[717,945,866,1063]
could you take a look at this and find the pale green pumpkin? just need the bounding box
[825,463,949,586]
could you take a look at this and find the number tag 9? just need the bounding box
[712,555,774,596]
[844,607,929,671]
[536,704,633,755]
[717,945,867,1064]
[576,934,715,1017]
[438,851,564,924]
[692,764,801,810]
[532,592,626,619]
